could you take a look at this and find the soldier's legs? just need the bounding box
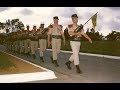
[20,41,24,55]
[52,38,59,67]
[34,41,38,58]
[56,39,61,54]
[30,41,35,55]
[28,39,31,56]
[24,39,27,54]
[30,41,36,59]
[19,41,22,54]
[22,40,25,55]
[52,39,57,60]
[17,41,20,54]
[70,41,80,65]
[69,41,82,73]
[13,42,15,53]
[39,39,46,62]
[39,39,46,56]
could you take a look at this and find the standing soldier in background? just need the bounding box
[15,30,19,54]
[30,25,38,60]
[17,29,21,54]
[65,14,92,73]
[24,25,31,57]
[19,29,24,55]
[38,23,48,62]
[48,16,65,67]
[12,31,17,53]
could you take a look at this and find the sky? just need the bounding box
[0,7,120,36]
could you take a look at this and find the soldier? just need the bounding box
[38,23,48,62]
[24,25,31,57]
[65,14,92,73]
[30,25,38,60]
[19,29,24,55]
[12,31,17,53]
[48,16,65,67]
[17,29,21,54]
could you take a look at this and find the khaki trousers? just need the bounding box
[52,38,61,60]
[30,41,38,55]
[24,39,31,54]
[39,39,47,57]
[19,40,24,53]
[69,41,81,65]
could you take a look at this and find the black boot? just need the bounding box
[40,57,44,62]
[54,60,59,67]
[51,56,54,63]
[65,61,72,70]
[76,65,82,74]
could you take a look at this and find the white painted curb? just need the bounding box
[0,50,57,83]
[46,49,120,60]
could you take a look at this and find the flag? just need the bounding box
[92,13,97,30]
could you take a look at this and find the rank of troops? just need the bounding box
[5,23,48,62]
[4,14,92,74]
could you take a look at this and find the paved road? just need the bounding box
[0,45,120,83]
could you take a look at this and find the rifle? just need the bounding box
[70,12,98,39]
[38,28,49,39]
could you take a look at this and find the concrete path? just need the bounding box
[0,45,120,83]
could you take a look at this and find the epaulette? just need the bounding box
[48,24,53,28]
[68,24,73,28]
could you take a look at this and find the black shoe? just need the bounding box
[40,57,44,62]
[76,65,82,74]
[65,61,72,70]
[51,56,54,63]
[54,60,59,67]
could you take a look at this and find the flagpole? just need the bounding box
[83,12,98,26]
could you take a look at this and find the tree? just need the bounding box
[105,31,120,41]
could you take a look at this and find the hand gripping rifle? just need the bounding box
[38,28,49,39]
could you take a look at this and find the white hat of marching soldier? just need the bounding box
[40,22,44,25]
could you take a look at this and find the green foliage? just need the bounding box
[61,40,120,56]
[105,31,120,41]
[0,53,16,69]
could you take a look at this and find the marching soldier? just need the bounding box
[48,16,65,67]
[12,31,17,53]
[65,14,92,73]
[17,29,21,54]
[38,23,48,62]
[19,29,25,55]
[24,25,31,57]
[30,25,38,60]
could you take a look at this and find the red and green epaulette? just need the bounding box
[48,24,53,28]
[68,24,73,28]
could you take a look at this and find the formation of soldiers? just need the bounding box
[3,14,93,74]
[5,23,49,63]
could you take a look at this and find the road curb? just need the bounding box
[46,49,120,60]
[0,50,57,83]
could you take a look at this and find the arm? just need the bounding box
[80,29,92,43]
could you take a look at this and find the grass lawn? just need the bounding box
[0,52,16,70]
